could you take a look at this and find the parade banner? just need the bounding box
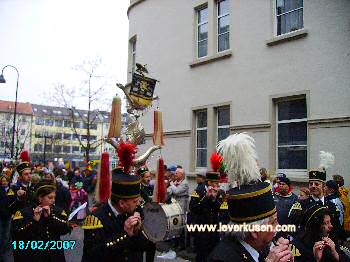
[130,73,157,108]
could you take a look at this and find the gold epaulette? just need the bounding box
[340,245,350,258]
[82,215,103,229]
[61,210,67,217]
[290,244,301,257]
[220,201,228,210]
[13,211,23,220]
[191,191,200,198]
[7,189,15,196]
[291,202,302,210]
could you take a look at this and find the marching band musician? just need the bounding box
[82,166,148,261]
[190,170,223,262]
[11,181,72,262]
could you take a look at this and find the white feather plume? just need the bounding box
[319,151,335,170]
[217,133,260,186]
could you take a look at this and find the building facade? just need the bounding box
[0,100,33,160]
[127,0,350,185]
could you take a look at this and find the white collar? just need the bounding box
[239,240,260,262]
[312,195,325,204]
[108,199,120,218]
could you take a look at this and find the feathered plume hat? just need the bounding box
[217,133,276,223]
[206,152,224,182]
[309,151,335,183]
[16,150,32,175]
[110,141,141,200]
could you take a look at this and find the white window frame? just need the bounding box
[275,0,304,36]
[276,99,307,173]
[216,107,230,143]
[131,40,136,74]
[217,0,230,53]
[197,6,209,58]
[195,110,208,168]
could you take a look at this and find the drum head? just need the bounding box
[143,202,168,242]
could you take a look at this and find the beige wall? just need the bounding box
[129,0,350,184]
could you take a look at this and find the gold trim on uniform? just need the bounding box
[112,179,141,185]
[191,191,200,198]
[227,184,272,200]
[290,202,302,210]
[111,193,141,199]
[220,201,228,210]
[229,207,277,222]
[290,244,301,256]
[61,210,67,217]
[82,215,104,229]
[7,189,15,196]
[13,211,23,220]
[306,207,327,225]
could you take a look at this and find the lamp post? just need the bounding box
[0,65,20,159]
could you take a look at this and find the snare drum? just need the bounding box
[143,200,184,242]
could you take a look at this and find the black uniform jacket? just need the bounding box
[82,203,148,262]
[11,205,71,262]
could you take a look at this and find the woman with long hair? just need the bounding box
[11,181,72,262]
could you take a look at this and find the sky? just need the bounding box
[0,0,129,111]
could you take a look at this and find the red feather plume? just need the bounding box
[117,141,137,173]
[210,151,223,172]
[99,152,111,203]
[20,150,31,163]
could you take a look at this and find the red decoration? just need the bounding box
[20,150,31,163]
[210,151,223,172]
[99,152,111,203]
[117,141,137,174]
[156,158,167,203]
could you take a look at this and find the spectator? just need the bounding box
[44,172,71,213]
[298,187,310,201]
[325,180,345,227]
[71,167,83,186]
[333,174,350,233]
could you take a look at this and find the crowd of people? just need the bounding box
[1,132,350,262]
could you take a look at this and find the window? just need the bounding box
[131,39,136,74]
[196,110,207,167]
[217,107,230,142]
[54,145,62,153]
[64,120,72,128]
[276,0,303,36]
[63,133,72,140]
[276,98,307,169]
[53,110,62,114]
[55,120,63,127]
[45,119,54,126]
[197,6,208,58]
[45,144,52,152]
[35,132,42,138]
[0,141,4,147]
[34,144,43,152]
[82,122,89,129]
[90,123,97,130]
[72,146,80,153]
[73,134,80,140]
[73,122,81,128]
[21,129,26,136]
[63,146,71,153]
[81,135,87,141]
[90,135,97,141]
[54,133,62,140]
[217,0,230,52]
[35,118,45,125]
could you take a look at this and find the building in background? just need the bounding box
[0,100,33,160]
[127,0,350,187]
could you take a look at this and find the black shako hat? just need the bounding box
[227,182,276,223]
[111,142,141,200]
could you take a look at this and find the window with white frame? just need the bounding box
[217,107,230,143]
[197,6,208,58]
[277,98,307,170]
[276,0,303,36]
[131,39,136,74]
[217,0,230,52]
[196,110,208,167]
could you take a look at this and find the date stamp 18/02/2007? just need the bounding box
[12,240,76,250]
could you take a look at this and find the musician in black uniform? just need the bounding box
[288,169,345,240]
[208,133,293,262]
[8,162,36,214]
[82,166,148,262]
[136,166,156,262]
[11,181,72,262]
[290,203,350,261]
[190,170,223,261]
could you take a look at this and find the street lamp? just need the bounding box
[0,65,20,159]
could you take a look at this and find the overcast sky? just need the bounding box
[0,0,129,110]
